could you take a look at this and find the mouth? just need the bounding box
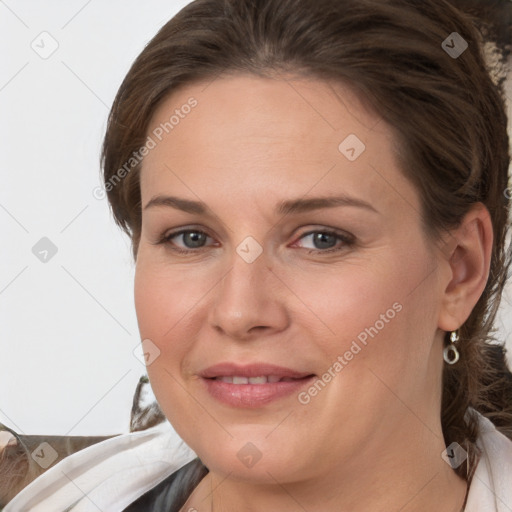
[200,362,314,380]
[199,363,316,407]
[208,375,309,384]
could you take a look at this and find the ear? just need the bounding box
[437,202,494,332]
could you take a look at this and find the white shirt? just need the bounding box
[4,411,512,511]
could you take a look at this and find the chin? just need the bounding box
[193,432,309,483]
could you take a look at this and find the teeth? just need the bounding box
[214,375,285,384]
[248,376,267,384]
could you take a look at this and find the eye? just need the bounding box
[293,229,354,254]
[156,228,216,254]
[155,227,354,255]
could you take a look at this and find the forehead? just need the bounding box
[140,73,420,220]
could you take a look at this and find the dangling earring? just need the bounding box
[443,330,460,364]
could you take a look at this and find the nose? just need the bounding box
[207,248,290,341]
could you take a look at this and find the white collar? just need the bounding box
[3,421,197,512]
[465,412,512,511]
[5,412,512,511]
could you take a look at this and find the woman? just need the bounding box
[5,0,512,510]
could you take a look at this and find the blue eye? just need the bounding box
[157,228,354,255]
[294,230,354,253]
[159,229,213,254]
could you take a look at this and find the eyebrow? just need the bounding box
[143,194,378,216]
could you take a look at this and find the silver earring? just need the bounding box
[443,330,460,364]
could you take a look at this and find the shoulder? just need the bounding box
[465,411,512,512]
[3,421,197,512]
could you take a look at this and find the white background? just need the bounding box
[1,1,511,436]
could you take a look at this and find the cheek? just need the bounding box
[288,244,434,373]
[134,265,168,344]
[285,257,403,338]
[134,261,196,429]
[133,260,191,393]
[134,254,207,340]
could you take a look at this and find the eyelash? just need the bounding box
[155,228,355,255]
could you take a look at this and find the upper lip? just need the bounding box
[200,362,314,379]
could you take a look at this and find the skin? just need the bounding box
[134,73,493,511]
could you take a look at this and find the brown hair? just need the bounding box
[101,0,512,486]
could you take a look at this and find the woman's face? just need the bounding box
[134,74,449,483]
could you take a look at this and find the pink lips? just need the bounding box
[200,362,316,408]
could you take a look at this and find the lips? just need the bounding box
[199,362,316,407]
